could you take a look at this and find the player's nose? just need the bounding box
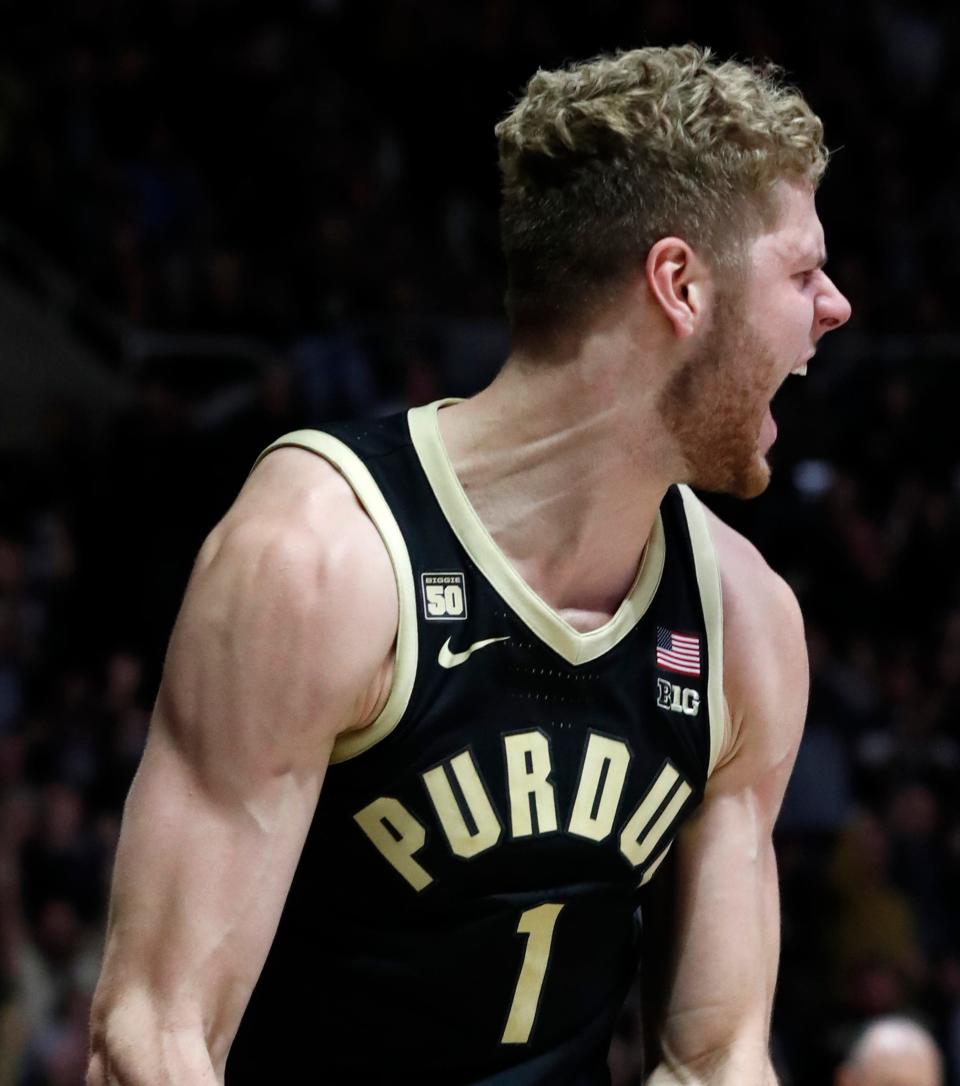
[816,273,852,335]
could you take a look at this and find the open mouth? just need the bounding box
[763,355,814,449]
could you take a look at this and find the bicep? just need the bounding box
[101,712,329,1070]
[92,508,395,1073]
[654,562,807,1076]
[656,787,781,1074]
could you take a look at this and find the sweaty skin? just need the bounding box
[86,452,398,1085]
[87,179,850,1085]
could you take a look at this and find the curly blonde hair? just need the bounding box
[496,45,827,348]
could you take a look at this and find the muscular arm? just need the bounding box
[647,519,808,1085]
[87,450,397,1086]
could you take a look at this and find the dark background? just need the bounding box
[0,2,958,1083]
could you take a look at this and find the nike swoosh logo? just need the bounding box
[438,636,510,669]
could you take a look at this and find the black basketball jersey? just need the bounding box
[227,400,726,1085]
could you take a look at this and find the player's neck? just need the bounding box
[436,345,678,619]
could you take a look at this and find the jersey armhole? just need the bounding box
[677,485,728,777]
[254,431,418,763]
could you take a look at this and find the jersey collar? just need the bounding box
[408,399,666,666]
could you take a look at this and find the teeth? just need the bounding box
[792,364,808,376]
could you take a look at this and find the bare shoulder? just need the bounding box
[701,505,804,653]
[700,503,808,780]
[221,443,395,578]
[208,444,396,658]
[160,445,398,766]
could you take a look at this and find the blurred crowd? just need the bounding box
[739,364,960,1084]
[1,0,959,338]
[1,1,959,1084]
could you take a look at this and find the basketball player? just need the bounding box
[87,46,851,1084]
[835,1017,944,1086]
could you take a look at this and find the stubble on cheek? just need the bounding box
[659,320,777,499]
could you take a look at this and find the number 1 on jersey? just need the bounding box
[501,902,564,1045]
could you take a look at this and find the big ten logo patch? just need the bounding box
[657,678,700,716]
[421,572,468,620]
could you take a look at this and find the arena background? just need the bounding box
[0,2,958,1083]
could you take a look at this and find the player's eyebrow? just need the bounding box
[795,247,827,270]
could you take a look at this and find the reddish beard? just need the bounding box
[658,288,780,499]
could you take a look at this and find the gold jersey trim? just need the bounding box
[407,400,666,667]
[254,431,418,763]
[677,485,727,776]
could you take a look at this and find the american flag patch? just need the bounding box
[656,627,701,677]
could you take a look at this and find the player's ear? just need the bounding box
[644,237,712,339]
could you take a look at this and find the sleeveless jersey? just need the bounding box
[227,400,726,1085]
